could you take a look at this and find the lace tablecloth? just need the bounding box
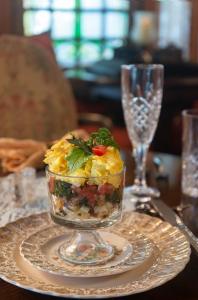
[0,168,48,227]
[0,168,134,228]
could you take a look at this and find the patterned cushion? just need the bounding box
[28,32,57,62]
[0,35,77,141]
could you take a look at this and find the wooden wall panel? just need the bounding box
[189,0,198,62]
[0,0,23,35]
[142,0,157,11]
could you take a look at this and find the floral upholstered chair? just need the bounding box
[0,35,77,141]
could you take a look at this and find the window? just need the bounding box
[23,0,130,68]
[158,0,191,59]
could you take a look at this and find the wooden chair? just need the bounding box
[0,34,77,141]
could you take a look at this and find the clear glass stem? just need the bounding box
[133,144,149,187]
[58,230,114,265]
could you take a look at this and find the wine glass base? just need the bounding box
[124,186,160,216]
[126,185,160,199]
[58,231,114,265]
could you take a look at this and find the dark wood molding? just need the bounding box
[11,0,24,35]
[141,0,157,11]
[189,0,198,62]
[0,0,23,35]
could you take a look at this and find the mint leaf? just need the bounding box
[66,128,119,171]
[88,128,119,149]
[66,148,90,172]
[67,136,91,155]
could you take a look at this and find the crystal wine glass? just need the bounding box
[121,64,164,199]
[46,168,125,265]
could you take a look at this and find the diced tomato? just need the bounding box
[48,176,55,193]
[87,196,96,207]
[78,186,96,206]
[92,145,107,156]
[98,183,114,195]
[86,185,98,192]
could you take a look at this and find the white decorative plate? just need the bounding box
[20,226,154,278]
[0,212,190,298]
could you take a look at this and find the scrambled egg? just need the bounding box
[44,138,73,175]
[44,137,124,187]
[88,147,123,187]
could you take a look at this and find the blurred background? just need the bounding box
[0,0,198,154]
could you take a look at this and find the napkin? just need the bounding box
[0,138,47,174]
[0,130,89,175]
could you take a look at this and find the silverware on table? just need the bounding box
[152,198,198,254]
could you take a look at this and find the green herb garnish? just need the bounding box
[54,180,72,198]
[88,128,119,149]
[66,147,90,172]
[105,189,121,203]
[67,136,92,155]
[66,128,119,172]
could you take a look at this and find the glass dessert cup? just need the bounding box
[46,168,125,265]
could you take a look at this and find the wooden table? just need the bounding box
[1,152,198,300]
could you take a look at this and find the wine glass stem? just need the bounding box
[133,144,148,187]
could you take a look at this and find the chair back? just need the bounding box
[0,35,77,141]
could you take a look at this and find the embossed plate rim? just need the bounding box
[0,212,191,298]
[19,225,155,278]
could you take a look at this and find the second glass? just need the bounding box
[121,64,164,198]
[182,110,198,198]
